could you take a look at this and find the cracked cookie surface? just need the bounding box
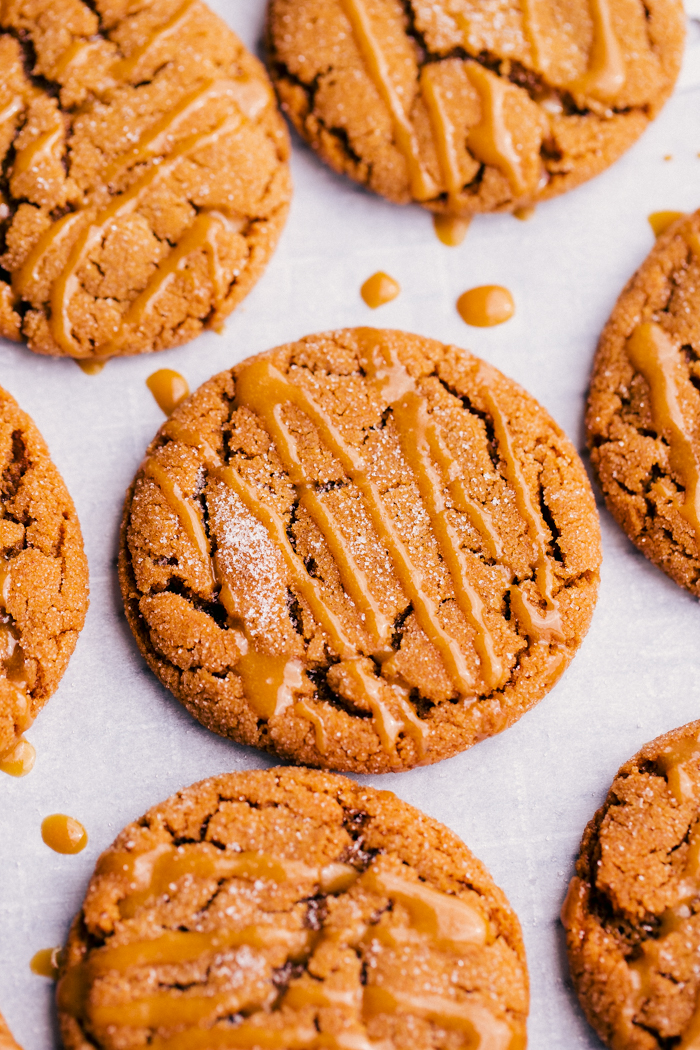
[265,0,683,216]
[0,385,88,757]
[57,766,529,1050]
[0,0,291,359]
[563,720,700,1050]
[586,210,700,597]
[119,327,601,774]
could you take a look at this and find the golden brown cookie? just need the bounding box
[586,211,700,597]
[56,766,529,1050]
[119,327,601,774]
[0,1012,22,1050]
[0,0,291,360]
[0,385,89,759]
[563,720,700,1050]
[265,0,684,216]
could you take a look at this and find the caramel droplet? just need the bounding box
[433,214,470,247]
[75,358,108,375]
[514,206,535,222]
[147,369,190,416]
[41,813,88,854]
[648,210,685,238]
[457,286,515,327]
[30,947,61,979]
[361,272,401,309]
[0,737,35,777]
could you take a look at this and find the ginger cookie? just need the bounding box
[0,385,89,763]
[0,1012,21,1050]
[563,720,700,1050]
[587,210,700,596]
[265,0,683,217]
[56,766,529,1049]
[0,0,291,360]
[119,327,601,774]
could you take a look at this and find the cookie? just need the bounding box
[119,326,601,774]
[587,210,700,596]
[0,0,291,360]
[265,0,683,216]
[56,765,529,1049]
[0,1013,21,1050]
[0,385,89,759]
[562,719,700,1050]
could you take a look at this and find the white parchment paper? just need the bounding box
[2,4,700,1045]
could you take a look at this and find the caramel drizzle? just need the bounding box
[478,366,564,643]
[466,64,526,198]
[337,0,437,201]
[59,849,498,1047]
[0,98,24,132]
[12,123,63,178]
[110,0,198,82]
[50,39,100,79]
[363,987,513,1049]
[626,322,700,548]
[12,211,83,299]
[0,559,33,764]
[48,112,240,356]
[568,0,625,103]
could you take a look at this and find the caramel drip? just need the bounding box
[76,358,108,375]
[363,987,513,1049]
[360,271,400,309]
[11,211,83,298]
[234,648,303,720]
[567,0,625,103]
[466,64,526,197]
[390,390,503,689]
[110,0,198,81]
[294,699,329,754]
[41,814,88,854]
[100,210,234,355]
[337,0,437,201]
[48,113,240,356]
[648,211,684,238]
[433,214,470,247]
[234,354,474,697]
[141,457,214,585]
[333,658,427,761]
[457,286,515,328]
[656,733,700,804]
[626,322,700,547]
[420,65,463,211]
[147,369,189,416]
[30,947,61,978]
[12,123,62,178]
[0,737,35,777]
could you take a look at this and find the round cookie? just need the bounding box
[0,385,89,759]
[57,766,529,1049]
[0,0,291,360]
[563,719,700,1050]
[265,0,683,216]
[119,327,601,774]
[587,210,700,596]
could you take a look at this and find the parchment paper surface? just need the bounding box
[2,3,700,1046]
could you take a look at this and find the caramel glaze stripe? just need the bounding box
[49,39,101,79]
[233,356,475,698]
[11,123,63,178]
[338,0,438,202]
[98,210,236,357]
[160,419,428,758]
[520,0,542,70]
[626,322,700,549]
[12,212,83,299]
[364,988,513,1049]
[567,0,625,104]
[0,98,24,132]
[49,112,241,356]
[465,64,527,198]
[141,457,216,590]
[477,365,564,644]
[420,65,463,212]
[110,0,198,82]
